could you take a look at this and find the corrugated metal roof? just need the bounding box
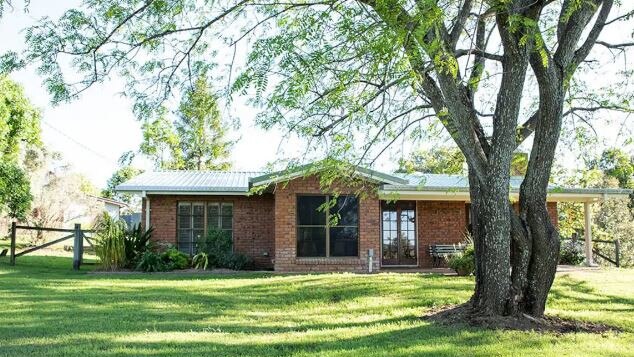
[115,169,632,196]
[116,170,263,193]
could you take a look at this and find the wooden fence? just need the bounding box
[5,222,94,270]
[563,234,622,267]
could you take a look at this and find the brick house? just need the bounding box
[116,165,631,272]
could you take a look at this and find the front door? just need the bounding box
[381,201,417,266]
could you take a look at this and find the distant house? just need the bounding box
[116,164,631,272]
[92,196,128,220]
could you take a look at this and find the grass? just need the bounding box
[0,256,633,356]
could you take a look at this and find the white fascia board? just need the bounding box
[378,190,627,203]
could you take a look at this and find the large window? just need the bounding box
[297,195,359,257]
[177,202,233,255]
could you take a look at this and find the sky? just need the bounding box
[1,1,632,190]
[0,0,287,188]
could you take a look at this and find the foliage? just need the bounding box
[0,76,40,220]
[93,212,127,271]
[0,162,32,219]
[559,239,585,265]
[192,252,208,270]
[139,113,183,169]
[594,198,634,267]
[596,148,634,189]
[197,228,252,270]
[0,76,41,162]
[161,247,190,270]
[446,242,475,276]
[135,251,168,272]
[175,75,232,170]
[123,224,153,267]
[398,147,465,174]
[102,165,143,205]
[398,148,528,176]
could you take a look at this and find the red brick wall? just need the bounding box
[143,194,275,269]
[417,201,468,268]
[273,176,380,273]
[547,202,558,227]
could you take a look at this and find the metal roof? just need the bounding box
[115,168,633,198]
[116,170,263,193]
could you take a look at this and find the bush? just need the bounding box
[93,213,127,270]
[136,251,169,272]
[161,247,190,270]
[446,244,475,276]
[223,253,254,270]
[123,224,154,268]
[196,228,253,270]
[559,239,585,265]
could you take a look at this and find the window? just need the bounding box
[297,195,359,257]
[177,202,233,255]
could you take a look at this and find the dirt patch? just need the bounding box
[423,303,620,334]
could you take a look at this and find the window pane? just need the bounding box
[178,215,191,229]
[297,227,326,257]
[221,203,233,217]
[297,196,326,225]
[208,203,219,229]
[332,196,358,226]
[329,227,358,257]
[178,203,191,215]
[193,203,205,216]
[221,203,233,230]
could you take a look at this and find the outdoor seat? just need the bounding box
[428,244,466,267]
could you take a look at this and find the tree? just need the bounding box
[398,147,465,174]
[176,75,231,170]
[399,148,528,176]
[0,162,31,219]
[0,76,41,219]
[102,165,143,205]
[596,148,634,189]
[9,0,634,320]
[139,113,182,169]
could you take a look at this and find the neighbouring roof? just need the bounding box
[91,195,128,208]
[115,166,632,202]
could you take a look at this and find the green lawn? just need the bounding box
[1,256,633,356]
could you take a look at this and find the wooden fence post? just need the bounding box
[10,222,16,266]
[615,239,621,268]
[72,224,82,271]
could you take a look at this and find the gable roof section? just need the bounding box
[249,164,408,187]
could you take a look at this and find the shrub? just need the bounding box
[223,253,254,270]
[136,251,168,272]
[446,241,475,276]
[196,228,253,270]
[123,224,154,267]
[192,252,209,270]
[559,239,585,265]
[161,247,190,270]
[93,213,127,270]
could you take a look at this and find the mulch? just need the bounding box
[422,303,621,334]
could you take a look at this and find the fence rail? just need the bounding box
[6,222,93,270]
[562,235,621,267]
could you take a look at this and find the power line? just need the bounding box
[41,120,116,163]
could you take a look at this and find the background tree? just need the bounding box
[176,75,232,170]
[596,148,634,189]
[8,0,634,321]
[0,76,41,219]
[102,165,143,205]
[398,147,465,174]
[139,113,182,169]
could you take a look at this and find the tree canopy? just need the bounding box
[0,76,41,219]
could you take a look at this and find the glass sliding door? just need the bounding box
[381,201,417,266]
